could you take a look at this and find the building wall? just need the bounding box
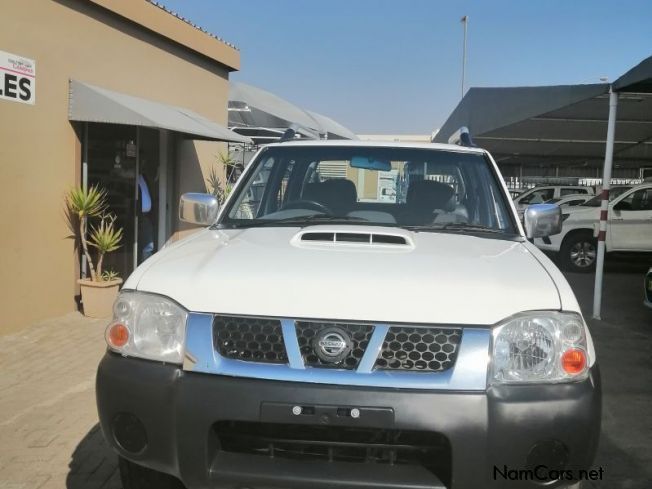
[0,0,237,333]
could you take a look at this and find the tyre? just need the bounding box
[119,457,185,489]
[560,231,597,273]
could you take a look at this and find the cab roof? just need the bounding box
[263,139,487,154]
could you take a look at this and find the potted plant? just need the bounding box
[66,186,124,318]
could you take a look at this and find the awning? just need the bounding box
[68,80,251,144]
[613,55,652,93]
[228,81,357,143]
[434,82,652,167]
[306,110,358,140]
[229,82,320,132]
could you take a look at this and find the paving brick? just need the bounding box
[0,312,118,489]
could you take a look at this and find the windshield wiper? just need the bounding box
[402,223,509,234]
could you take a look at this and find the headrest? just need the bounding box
[303,179,357,205]
[406,180,455,210]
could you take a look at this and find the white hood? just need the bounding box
[128,226,561,325]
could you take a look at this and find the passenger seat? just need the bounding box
[401,180,455,225]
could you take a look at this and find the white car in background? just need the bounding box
[546,194,593,208]
[514,185,594,219]
[534,183,652,272]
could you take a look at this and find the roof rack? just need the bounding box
[447,126,476,147]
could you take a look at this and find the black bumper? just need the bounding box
[96,352,601,489]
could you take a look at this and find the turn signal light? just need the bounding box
[561,348,586,374]
[108,323,129,348]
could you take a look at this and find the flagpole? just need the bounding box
[461,15,468,99]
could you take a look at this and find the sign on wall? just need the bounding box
[0,50,35,105]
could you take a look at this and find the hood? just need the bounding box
[129,226,561,325]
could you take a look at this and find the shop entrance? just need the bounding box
[83,123,168,279]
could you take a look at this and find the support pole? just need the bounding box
[461,16,468,99]
[592,88,618,319]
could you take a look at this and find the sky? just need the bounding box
[159,0,652,134]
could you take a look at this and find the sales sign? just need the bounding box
[0,50,35,105]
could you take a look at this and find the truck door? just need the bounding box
[609,187,652,251]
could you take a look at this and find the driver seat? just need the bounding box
[302,179,357,215]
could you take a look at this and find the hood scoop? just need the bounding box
[298,231,412,247]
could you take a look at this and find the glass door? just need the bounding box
[85,124,160,279]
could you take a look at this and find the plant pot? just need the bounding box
[78,278,123,318]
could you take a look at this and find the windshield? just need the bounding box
[581,186,631,207]
[222,145,517,236]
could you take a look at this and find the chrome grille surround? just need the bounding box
[186,313,490,391]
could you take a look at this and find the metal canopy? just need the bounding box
[69,80,251,144]
[434,56,652,168]
[614,55,652,93]
[306,110,358,140]
[228,82,357,142]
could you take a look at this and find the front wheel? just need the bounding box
[560,231,597,273]
[119,457,185,489]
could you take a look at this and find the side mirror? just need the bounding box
[179,193,219,226]
[523,204,562,238]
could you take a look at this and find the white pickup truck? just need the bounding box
[97,140,600,489]
[534,183,652,272]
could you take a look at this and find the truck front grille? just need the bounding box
[375,327,462,372]
[213,315,287,364]
[212,316,462,373]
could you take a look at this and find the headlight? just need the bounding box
[105,291,188,364]
[491,311,589,384]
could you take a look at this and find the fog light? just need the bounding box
[526,439,568,481]
[112,412,147,454]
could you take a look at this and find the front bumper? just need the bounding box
[97,353,600,489]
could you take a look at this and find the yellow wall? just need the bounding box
[0,0,236,333]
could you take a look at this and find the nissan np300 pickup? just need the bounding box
[97,141,601,489]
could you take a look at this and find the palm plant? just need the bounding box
[89,214,123,280]
[65,186,107,281]
[207,152,239,205]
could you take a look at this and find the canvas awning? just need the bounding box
[306,110,358,140]
[228,81,357,142]
[434,57,652,168]
[68,80,251,144]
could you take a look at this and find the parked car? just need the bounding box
[97,141,600,489]
[509,188,526,199]
[644,267,652,309]
[514,185,594,219]
[546,193,593,208]
[534,183,652,272]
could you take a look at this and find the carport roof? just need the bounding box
[228,82,357,142]
[434,55,652,167]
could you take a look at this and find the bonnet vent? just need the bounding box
[300,232,408,246]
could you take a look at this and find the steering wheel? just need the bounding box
[281,200,333,215]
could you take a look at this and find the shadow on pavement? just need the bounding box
[67,423,121,489]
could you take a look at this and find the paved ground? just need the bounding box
[0,313,120,489]
[0,258,650,489]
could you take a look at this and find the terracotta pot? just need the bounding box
[78,278,123,318]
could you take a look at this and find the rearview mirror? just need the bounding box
[523,204,562,238]
[179,193,220,226]
[350,156,391,172]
